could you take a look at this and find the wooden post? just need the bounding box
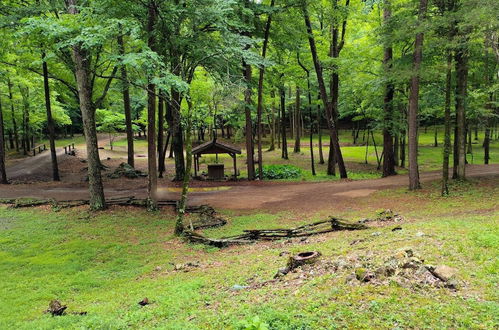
[64,146,67,154]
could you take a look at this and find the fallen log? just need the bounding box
[184,217,368,247]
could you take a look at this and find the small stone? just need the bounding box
[371,232,381,236]
[155,266,162,271]
[445,279,459,290]
[415,232,425,237]
[279,251,290,257]
[138,298,149,306]
[432,265,458,282]
[231,284,249,291]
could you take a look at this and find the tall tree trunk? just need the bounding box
[171,91,185,181]
[68,0,106,210]
[317,97,325,164]
[280,83,288,159]
[382,0,396,177]
[0,96,7,184]
[294,86,301,153]
[442,52,452,196]
[297,55,315,175]
[407,0,427,190]
[146,0,158,209]
[157,93,165,177]
[302,4,347,178]
[455,43,468,179]
[42,52,60,181]
[256,0,275,179]
[7,79,19,152]
[244,62,255,180]
[117,32,134,168]
[174,101,193,236]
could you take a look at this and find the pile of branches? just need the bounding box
[185,205,227,230]
[185,218,367,248]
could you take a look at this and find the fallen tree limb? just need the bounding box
[184,217,368,247]
[0,197,177,209]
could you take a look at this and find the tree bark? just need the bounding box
[157,93,165,177]
[42,53,60,181]
[442,52,452,195]
[68,0,106,210]
[7,79,19,152]
[0,96,8,184]
[280,83,288,159]
[294,86,301,153]
[302,4,347,178]
[407,0,427,190]
[244,62,255,179]
[255,0,275,179]
[117,32,134,168]
[382,0,396,177]
[455,43,468,179]
[146,0,158,209]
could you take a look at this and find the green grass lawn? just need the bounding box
[1,178,498,328]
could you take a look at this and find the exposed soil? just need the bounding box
[2,136,498,212]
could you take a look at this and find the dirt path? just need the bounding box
[1,164,497,212]
[5,149,69,182]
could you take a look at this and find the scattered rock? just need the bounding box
[355,268,375,282]
[415,232,425,237]
[431,265,458,282]
[173,261,200,271]
[350,238,365,245]
[371,232,381,236]
[108,163,146,179]
[279,251,290,257]
[46,300,67,316]
[155,266,162,271]
[231,284,249,291]
[138,298,149,306]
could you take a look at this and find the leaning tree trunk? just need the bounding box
[382,0,396,178]
[146,0,158,209]
[0,96,8,184]
[455,43,468,179]
[442,52,452,196]
[42,52,60,181]
[317,98,325,164]
[170,90,185,181]
[117,32,134,168]
[407,0,427,190]
[69,0,106,210]
[302,4,347,178]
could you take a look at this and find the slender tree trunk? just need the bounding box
[297,56,315,175]
[117,33,134,168]
[442,52,452,196]
[146,0,158,209]
[317,97,325,164]
[294,86,301,153]
[174,101,193,236]
[280,84,288,159]
[382,0,396,177]
[302,4,347,178]
[42,52,60,181]
[407,0,427,190]
[256,0,275,179]
[157,93,165,177]
[170,91,185,181]
[68,0,106,210]
[7,80,19,152]
[455,43,468,179]
[244,62,255,179]
[0,96,8,184]
[268,93,276,151]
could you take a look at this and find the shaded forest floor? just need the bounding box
[0,177,498,328]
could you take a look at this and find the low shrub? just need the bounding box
[261,165,301,180]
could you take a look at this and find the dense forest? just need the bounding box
[0,0,497,215]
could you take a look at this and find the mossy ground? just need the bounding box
[1,177,497,329]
